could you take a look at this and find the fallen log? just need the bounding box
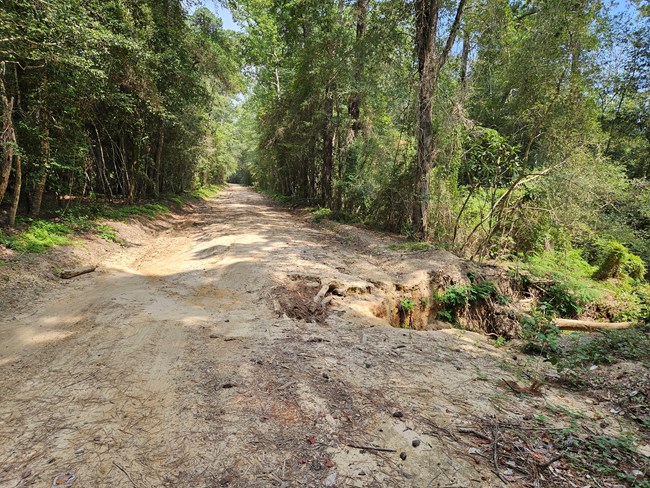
[59,265,96,280]
[555,318,635,332]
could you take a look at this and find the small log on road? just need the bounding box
[59,265,97,279]
[555,318,635,332]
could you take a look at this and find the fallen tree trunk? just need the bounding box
[59,265,96,279]
[555,318,635,332]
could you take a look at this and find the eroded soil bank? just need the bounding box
[0,185,647,487]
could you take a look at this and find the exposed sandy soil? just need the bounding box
[0,185,647,487]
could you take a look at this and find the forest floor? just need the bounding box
[0,185,648,488]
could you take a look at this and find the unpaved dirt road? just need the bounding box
[0,186,602,487]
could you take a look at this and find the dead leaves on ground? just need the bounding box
[502,379,544,397]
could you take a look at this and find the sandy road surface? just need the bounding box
[0,185,548,487]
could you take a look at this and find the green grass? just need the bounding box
[96,224,126,245]
[512,248,648,321]
[102,202,171,220]
[189,185,221,199]
[1,185,221,254]
[0,221,74,253]
[388,241,431,252]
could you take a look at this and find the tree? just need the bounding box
[412,0,467,240]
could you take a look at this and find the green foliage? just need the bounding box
[311,207,332,223]
[547,429,648,486]
[96,225,125,245]
[591,239,646,281]
[514,245,648,321]
[519,313,561,356]
[539,282,591,319]
[102,203,170,220]
[0,1,241,220]
[0,186,216,253]
[556,324,650,374]
[388,242,431,252]
[0,221,73,253]
[436,281,506,323]
[399,298,415,313]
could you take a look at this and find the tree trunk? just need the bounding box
[31,173,47,216]
[0,65,14,206]
[322,84,334,207]
[155,123,165,196]
[348,0,368,138]
[8,153,21,227]
[460,33,470,86]
[412,0,467,240]
[32,71,51,216]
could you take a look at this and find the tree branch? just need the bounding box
[439,0,467,69]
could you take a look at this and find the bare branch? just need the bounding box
[439,0,468,69]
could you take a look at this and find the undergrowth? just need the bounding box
[546,428,649,487]
[435,279,508,324]
[512,245,648,322]
[0,221,73,253]
[521,313,650,382]
[0,186,220,254]
[388,241,431,252]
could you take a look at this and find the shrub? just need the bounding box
[436,281,506,322]
[592,239,646,281]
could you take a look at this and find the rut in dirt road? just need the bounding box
[1,186,523,487]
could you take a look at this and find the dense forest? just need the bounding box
[0,0,241,221]
[1,0,649,319]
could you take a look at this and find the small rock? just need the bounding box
[21,470,31,479]
[324,472,337,486]
[52,471,76,487]
[209,334,219,339]
[365,363,373,368]
[393,411,404,418]
[399,452,407,461]
[412,439,421,448]
[322,373,330,380]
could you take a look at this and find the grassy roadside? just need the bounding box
[0,186,221,255]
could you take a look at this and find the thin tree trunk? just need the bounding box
[460,33,470,86]
[31,107,49,217]
[349,0,368,138]
[129,138,138,204]
[322,84,334,207]
[9,153,21,227]
[155,123,165,196]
